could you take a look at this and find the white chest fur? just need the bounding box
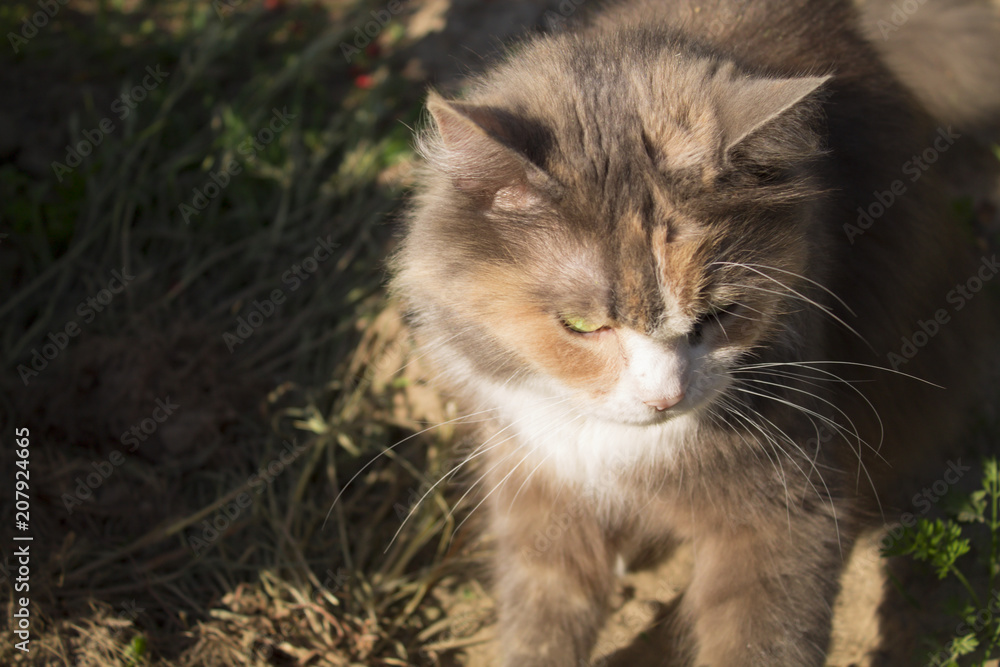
[473,378,697,504]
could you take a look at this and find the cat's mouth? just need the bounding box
[593,398,693,427]
[596,371,729,427]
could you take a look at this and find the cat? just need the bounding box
[390,0,1000,664]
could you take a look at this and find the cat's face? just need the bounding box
[396,44,829,428]
[442,195,806,427]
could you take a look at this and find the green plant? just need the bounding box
[124,634,147,666]
[883,458,1000,666]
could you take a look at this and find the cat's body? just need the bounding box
[391,0,1000,664]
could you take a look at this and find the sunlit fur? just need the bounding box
[390,0,1000,664]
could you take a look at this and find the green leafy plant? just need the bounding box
[124,634,147,666]
[883,458,1000,666]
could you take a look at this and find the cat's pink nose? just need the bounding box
[644,393,684,411]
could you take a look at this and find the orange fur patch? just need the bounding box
[467,266,622,394]
[652,226,710,318]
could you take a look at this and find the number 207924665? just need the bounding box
[15,428,30,528]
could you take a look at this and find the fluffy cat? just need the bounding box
[390,0,1000,664]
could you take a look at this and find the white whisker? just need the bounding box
[324,404,509,528]
[713,261,858,317]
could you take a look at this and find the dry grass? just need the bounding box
[0,0,512,664]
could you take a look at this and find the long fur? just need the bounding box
[390,1,1000,664]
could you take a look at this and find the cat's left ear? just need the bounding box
[424,91,554,210]
[714,69,832,154]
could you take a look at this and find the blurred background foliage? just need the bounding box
[0,0,562,664]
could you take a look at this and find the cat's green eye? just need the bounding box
[561,315,604,334]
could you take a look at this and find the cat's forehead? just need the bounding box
[540,87,723,193]
[608,208,707,331]
[536,200,715,333]
[545,46,726,172]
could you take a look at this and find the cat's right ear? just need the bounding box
[424,92,554,210]
[714,72,832,155]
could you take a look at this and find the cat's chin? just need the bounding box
[590,397,706,427]
[602,408,688,428]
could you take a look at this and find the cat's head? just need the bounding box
[394,31,832,426]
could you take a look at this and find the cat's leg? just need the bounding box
[490,477,616,667]
[683,511,850,667]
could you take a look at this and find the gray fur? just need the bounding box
[390,1,1000,664]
